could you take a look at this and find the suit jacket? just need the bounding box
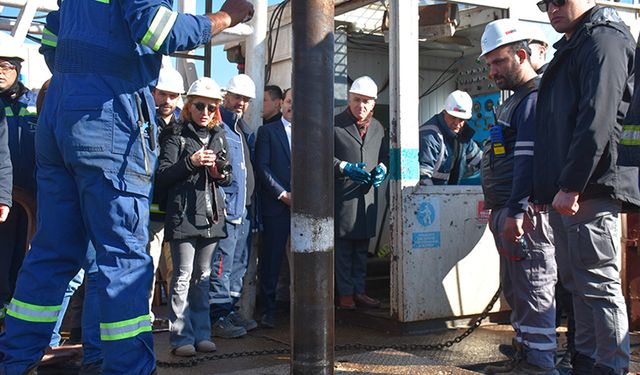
[255,119,291,217]
[333,109,387,239]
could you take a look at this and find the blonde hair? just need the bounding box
[180,96,221,129]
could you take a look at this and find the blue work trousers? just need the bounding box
[0,89,155,374]
[549,198,630,374]
[489,206,557,369]
[210,213,251,318]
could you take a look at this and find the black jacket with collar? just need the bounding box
[156,121,231,240]
[532,6,640,208]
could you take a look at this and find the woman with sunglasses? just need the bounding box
[156,77,231,357]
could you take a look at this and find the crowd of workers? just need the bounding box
[0,0,639,374]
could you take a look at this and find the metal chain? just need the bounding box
[157,285,503,368]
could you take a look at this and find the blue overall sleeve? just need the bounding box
[462,140,482,178]
[120,0,212,55]
[506,92,537,218]
[418,128,444,185]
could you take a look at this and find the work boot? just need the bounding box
[172,344,196,357]
[212,316,247,338]
[354,294,381,308]
[195,340,217,353]
[501,361,559,375]
[572,352,594,375]
[227,311,258,331]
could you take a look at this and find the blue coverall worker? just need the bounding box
[0,1,254,374]
[0,49,36,326]
[533,4,639,374]
[480,19,557,374]
[418,111,482,185]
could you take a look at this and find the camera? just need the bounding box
[215,149,232,175]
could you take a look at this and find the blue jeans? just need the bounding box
[210,214,251,319]
[169,238,217,348]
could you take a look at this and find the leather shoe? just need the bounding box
[354,294,381,308]
[260,313,276,328]
[338,295,356,310]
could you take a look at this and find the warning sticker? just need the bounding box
[412,232,441,249]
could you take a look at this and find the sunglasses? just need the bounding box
[193,102,217,113]
[537,0,566,12]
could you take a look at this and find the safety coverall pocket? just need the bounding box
[570,214,617,269]
[62,95,112,152]
[522,248,556,289]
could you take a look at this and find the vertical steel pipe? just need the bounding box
[290,0,335,374]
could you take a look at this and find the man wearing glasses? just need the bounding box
[532,0,638,374]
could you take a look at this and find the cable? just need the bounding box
[265,0,289,85]
[419,54,464,99]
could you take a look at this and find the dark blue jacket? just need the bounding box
[255,119,290,217]
[1,86,37,194]
[418,112,481,185]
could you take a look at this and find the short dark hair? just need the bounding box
[507,40,531,61]
[265,85,283,101]
[282,88,291,99]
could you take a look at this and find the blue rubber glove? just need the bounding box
[343,162,371,185]
[372,163,388,188]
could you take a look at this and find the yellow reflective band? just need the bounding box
[41,27,58,47]
[6,298,61,323]
[620,125,640,145]
[100,314,152,341]
[18,107,37,117]
[95,0,109,3]
[4,106,13,117]
[141,6,178,52]
[150,203,165,214]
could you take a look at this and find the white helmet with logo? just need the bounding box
[155,67,185,94]
[226,74,256,99]
[187,77,223,100]
[444,90,473,120]
[479,18,529,58]
[349,76,378,99]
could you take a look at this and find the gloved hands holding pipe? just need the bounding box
[344,162,371,185]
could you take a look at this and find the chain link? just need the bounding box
[157,285,503,368]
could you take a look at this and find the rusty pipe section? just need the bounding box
[290,0,335,374]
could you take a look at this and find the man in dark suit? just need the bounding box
[334,76,388,310]
[255,88,292,327]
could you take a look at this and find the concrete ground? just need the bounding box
[151,314,640,375]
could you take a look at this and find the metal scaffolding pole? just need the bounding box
[290,0,335,374]
[388,0,419,320]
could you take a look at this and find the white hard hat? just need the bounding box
[155,67,185,94]
[0,33,26,61]
[444,90,473,120]
[226,74,256,99]
[187,77,223,100]
[349,76,378,99]
[527,23,548,46]
[479,19,529,58]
